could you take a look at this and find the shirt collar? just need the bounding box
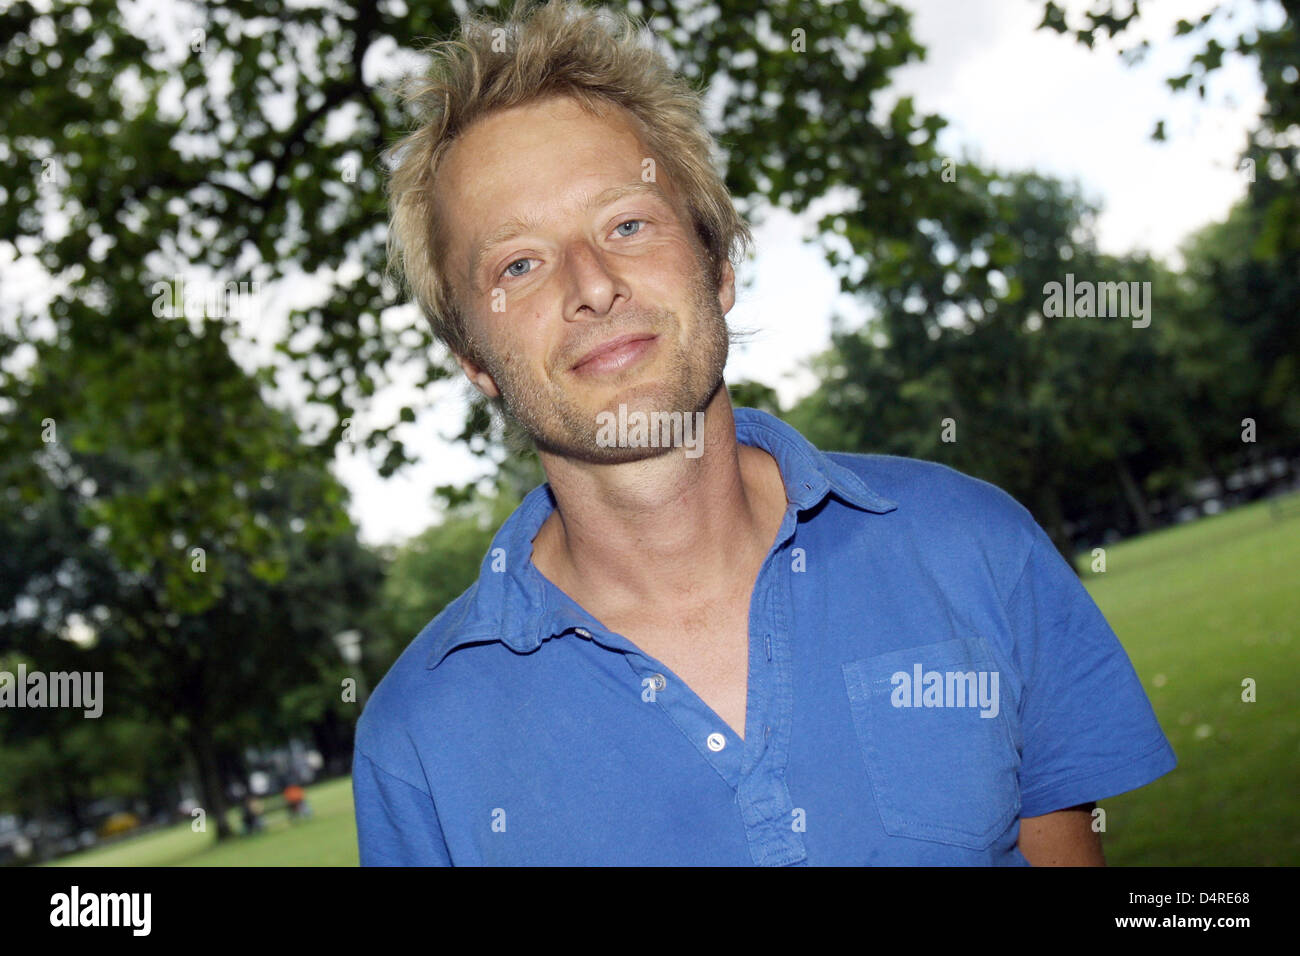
[426,406,897,668]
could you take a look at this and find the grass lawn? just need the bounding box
[1075,493,1299,866]
[45,775,358,866]
[44,494,1298,866]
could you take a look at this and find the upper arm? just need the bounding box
[1018,802,1104,866]
[1005,528,1177,816]
[352,749,452,866]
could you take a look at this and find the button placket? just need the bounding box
[626,651,743,785]
[736,544,806,866]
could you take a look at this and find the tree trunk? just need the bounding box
[1116,457,1152,534]
[190,728,233,840]
[48,725,87,832]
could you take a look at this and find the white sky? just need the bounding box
[1,0,1278,548]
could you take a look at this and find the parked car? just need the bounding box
[98,811,140,838]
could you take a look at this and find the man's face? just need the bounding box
[434,93,735,463]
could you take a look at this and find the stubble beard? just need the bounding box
[475,266,729,464]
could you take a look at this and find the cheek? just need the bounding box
[496,321,553,378]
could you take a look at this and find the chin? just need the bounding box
[594,371,720,417]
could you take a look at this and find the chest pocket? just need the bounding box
[842,638,1020,849]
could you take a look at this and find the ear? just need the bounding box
[455,351,501,399]
[717,258,736,315]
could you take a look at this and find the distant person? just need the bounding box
[241,795,265,835]
[283,784,311,821]
[355,0,1177,865]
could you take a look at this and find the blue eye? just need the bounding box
[615,219,644,236]
[502,258,534,279]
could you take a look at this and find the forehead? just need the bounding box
[434,95,683,278]
[439,94,651,202]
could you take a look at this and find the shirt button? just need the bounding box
[649,673,666,691]
[706,732,726,752]
[574,627,592,638]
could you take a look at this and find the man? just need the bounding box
[354,0,1176,866]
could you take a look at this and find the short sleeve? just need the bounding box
[353,749,452,866]
[1006,526,1177,818]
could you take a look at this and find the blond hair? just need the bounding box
[384,0,753,363]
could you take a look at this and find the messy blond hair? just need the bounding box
[384,0,753,364]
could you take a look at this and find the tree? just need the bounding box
[790,166,1204,562]
[1040,0,1300,479]
[0,317,381,840]
[1,0,961,483]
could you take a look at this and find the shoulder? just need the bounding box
[825,451,1042,600]
[829,451,1031,522]
[354,580,487,778]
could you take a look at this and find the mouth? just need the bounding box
[570,333,659,375]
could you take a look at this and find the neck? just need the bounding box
[531,389,787,620]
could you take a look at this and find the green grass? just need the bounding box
[1077,494,1300,866]
[44,776,358,867]
[44,494,1298,866]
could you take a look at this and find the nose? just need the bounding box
[562,239,628,320]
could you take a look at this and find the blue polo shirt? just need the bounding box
[353,406,1176,865]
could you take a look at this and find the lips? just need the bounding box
[570,332,658,371]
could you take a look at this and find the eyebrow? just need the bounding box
[467,181,672,287]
